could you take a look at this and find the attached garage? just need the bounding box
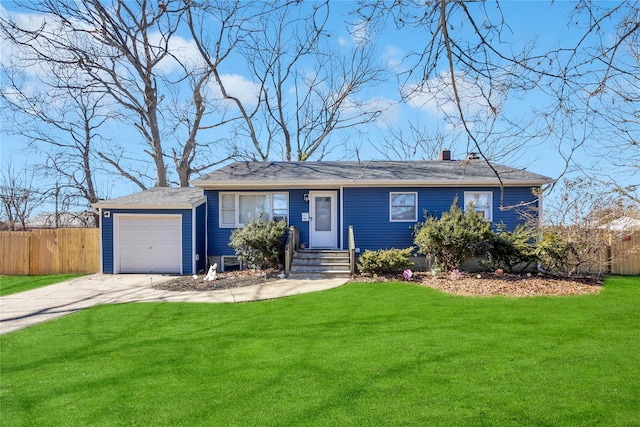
[115,215,182,274]
[93,188,207,275]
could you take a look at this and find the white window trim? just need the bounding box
[219,192,289,228]
[464,191,493,222]
[220,194,236,228]
[389,192,418,222]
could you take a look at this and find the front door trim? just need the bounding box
[309,191,337,249]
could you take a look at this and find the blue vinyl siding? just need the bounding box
[342,186,539,251]
[206,188,342,256]
[101,212,114,273]
[205,185,539,256]
[497,186,540,230]
[181,212,193,274]
[288,189,309,247]
[101,208,194,274]
[206,191,232,256]
[195,203,207,273]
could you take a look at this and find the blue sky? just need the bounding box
[1,1,636,214]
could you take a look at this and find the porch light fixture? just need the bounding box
[303,193,309,202]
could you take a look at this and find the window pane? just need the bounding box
[392,206,415,221]
[392,193,415,207]
[315,196,332,231]
[467,192,490,208]
[391,193,416,221]
[239,195,268,224]
[476,193,490,207]
[465,192,492,221]
[222,210,235,225]
[273,193,287,210]
[221,194,235,209]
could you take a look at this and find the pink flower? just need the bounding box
[403,269,413,280]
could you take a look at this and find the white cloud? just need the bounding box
[213,73,261,108]
[382,45,404,70]
[339,19,371,48]
[150,33,205,75]
[350,20,370,47]
[404,71,504,125]
[374,99,402,128]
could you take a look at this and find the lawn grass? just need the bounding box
[0,274,84,297]
[1,276,639,426]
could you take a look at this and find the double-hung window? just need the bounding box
[219,192,288,227]
[390,192,417,222]
[464,191,492,221]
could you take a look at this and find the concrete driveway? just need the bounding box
[0,274,348,335]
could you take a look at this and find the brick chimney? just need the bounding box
[439,149,451,161]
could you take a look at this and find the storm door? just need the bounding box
[309,191,337,248]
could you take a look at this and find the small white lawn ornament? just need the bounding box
[204,263,217,282]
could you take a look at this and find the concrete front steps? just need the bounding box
[288,249,351,279]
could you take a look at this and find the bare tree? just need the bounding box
[356,1,640,203]
[372,124,447,160]
[0,161,44,231]
[1,61,114,209]
[0,0,223,188]
[187,0,390,162]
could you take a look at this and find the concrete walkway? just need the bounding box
[0,274,348,335]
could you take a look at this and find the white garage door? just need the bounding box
[116,215,182,274]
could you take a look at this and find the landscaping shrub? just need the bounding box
[413,198,492,271]
[536,230,571,273]
[357,247,414,274]
[485,223,538,273]
[229,217,288,269]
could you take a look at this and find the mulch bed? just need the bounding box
[154,268,603,297]
[153,269,282,292]
[352,271,603,297]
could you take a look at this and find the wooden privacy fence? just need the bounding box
[569,230,640,276]
[610,231,640,276]
[0,229,100,275]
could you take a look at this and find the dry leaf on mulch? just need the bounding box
[155,268,602,297]
[153,268,283,292]
[353,271,603,297]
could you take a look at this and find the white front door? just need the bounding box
[309,191,337,248]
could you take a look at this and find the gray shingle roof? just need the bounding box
[191,161,553,188]
[93,187,205,208]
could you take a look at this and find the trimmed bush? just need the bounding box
[229,218,288,269]
[357,247,414,275]
[485,223,539,273]
[414,198,492,271]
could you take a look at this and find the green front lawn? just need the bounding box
[1,276,639,426]
[0,274,84,297]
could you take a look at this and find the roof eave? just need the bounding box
[191,179,553,189]
[92,197,206,210]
